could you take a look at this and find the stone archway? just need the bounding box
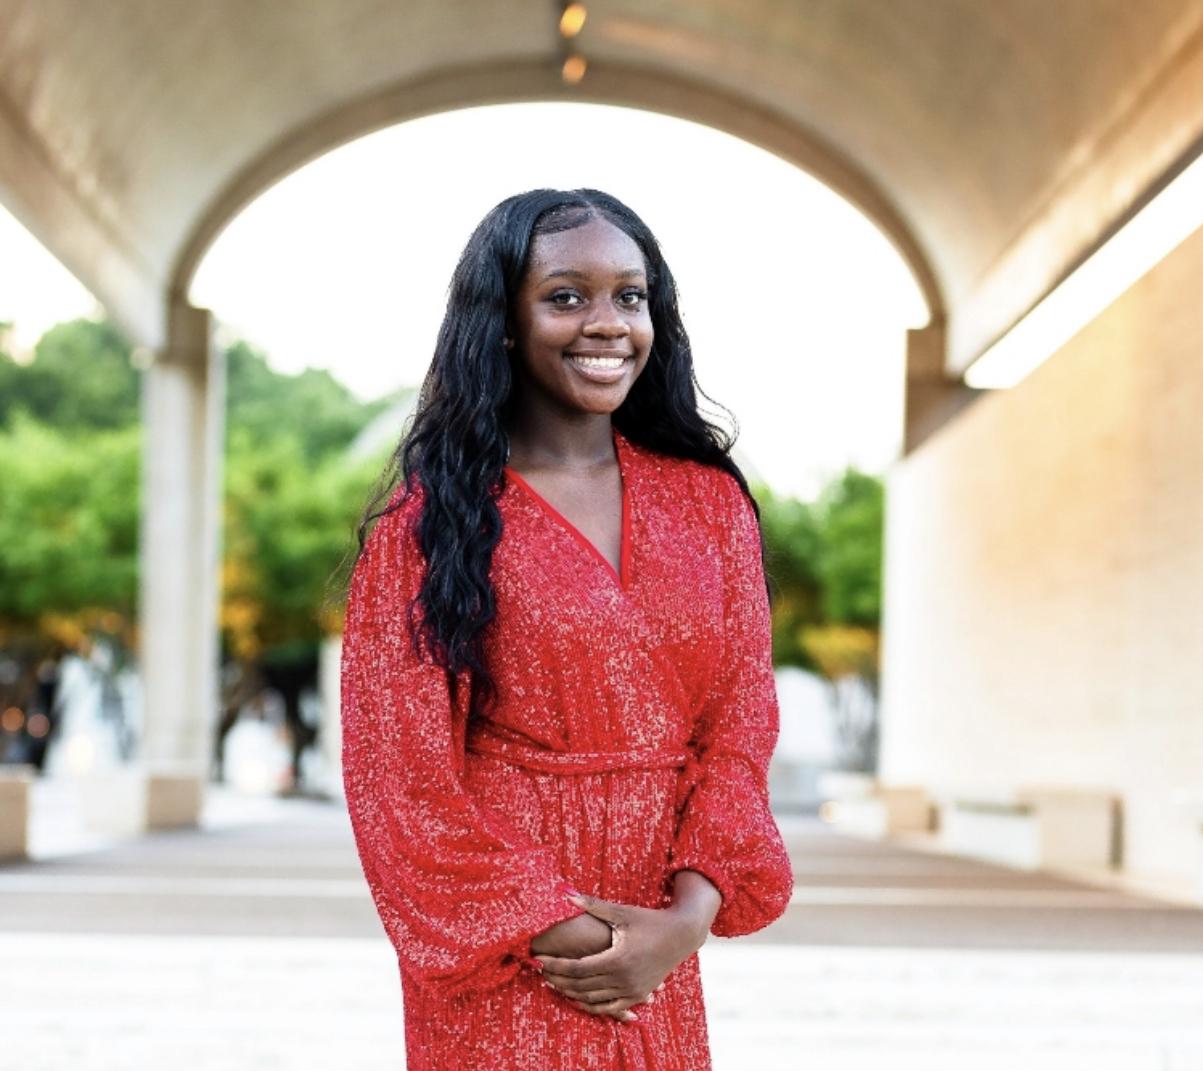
[168,60,944,322]
[141,58,962,829]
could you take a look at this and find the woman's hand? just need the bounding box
[534,890,707,1022]
[530,911,613,960]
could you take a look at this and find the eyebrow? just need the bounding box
[538,268,647,283]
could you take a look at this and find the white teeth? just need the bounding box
[570,356,626,368]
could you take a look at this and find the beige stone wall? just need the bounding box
[880,220,1203,883]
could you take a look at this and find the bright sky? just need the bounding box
[3,102,928,500]
[0,217,100,352]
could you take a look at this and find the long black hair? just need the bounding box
[350,187,771,721]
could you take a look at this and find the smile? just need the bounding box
[564,353,633,383]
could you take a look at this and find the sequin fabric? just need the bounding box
[340,426,794,1071]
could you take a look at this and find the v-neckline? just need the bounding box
[503,426,632,592]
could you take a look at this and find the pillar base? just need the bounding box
[77,765,149,839]
[75,762,207,838]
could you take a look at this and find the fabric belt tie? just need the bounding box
[463,716,708,850]
[466,719,703,788]
[465,721,707,815]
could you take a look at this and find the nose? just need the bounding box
[583,307,631,339]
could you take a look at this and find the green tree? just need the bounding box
[756,483,823,670]
[225,340,391,463]
[0,318,138,430]
[814,468,884,626]
[800,467,885,771]
[0,318,392,780]
[0,415,140,753]
[749,468,885,673]
[221,429,381,659]
[218,429,383,786]
[0,415,140,631]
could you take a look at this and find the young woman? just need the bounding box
[341,188,793,1071]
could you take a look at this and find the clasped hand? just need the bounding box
[529,891,702,1022]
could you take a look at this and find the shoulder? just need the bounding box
[668,453,748,517]
[630,448,711,521]
[355,477,426,581]
[671,457,760,549]
[624,436,727,500]
[625,434,753,522]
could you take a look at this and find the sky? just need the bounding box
[2,102,928,500]
[0,218,100,350]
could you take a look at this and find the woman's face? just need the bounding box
[509,216,654,417]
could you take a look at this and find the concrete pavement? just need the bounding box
[2,782,1202,1069]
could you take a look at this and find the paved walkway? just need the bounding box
[3,782,1202,1069]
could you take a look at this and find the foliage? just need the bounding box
[222,429,382,660]
[756,483,823,670]
[0,318,138,431]
[0,323,389,653]
[225,340,392,463]
[0,415,140,637]
[799,624,879,684]
[814,468,884,626]
[755,466,885,772]
[756,466,884,675]
[218,340,391,659]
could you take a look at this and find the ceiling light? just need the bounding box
[560,3,587,37]
[561,54,587,85]
[964,150,1203,389]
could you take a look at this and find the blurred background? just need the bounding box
[2,2,1203,1069]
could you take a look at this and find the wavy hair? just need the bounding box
[350,188,772,721]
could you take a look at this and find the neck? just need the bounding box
[506,415,616,471]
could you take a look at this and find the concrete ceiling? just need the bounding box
[2,0,1203,373]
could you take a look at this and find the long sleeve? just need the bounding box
[664,470,795,936]
[340,489,586,996]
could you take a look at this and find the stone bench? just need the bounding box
[2,763,207,860]
[1197,820,1203,906]
[816,771,934,837]
[1178,792,1203,906]
[939,786,1118,870]
[0,764,36,860]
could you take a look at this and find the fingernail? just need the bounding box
[626,1012,640,1022]
[556,881,582,897]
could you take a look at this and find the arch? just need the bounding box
[170,58,943,323]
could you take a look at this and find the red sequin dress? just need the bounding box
[340,426,794,1071]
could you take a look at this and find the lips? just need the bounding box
[563,352,634,384]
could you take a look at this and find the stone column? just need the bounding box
[137,297,225,828]
[902,320,981,454]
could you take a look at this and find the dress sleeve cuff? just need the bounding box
[512,884,588,974]
[662,858,736,923]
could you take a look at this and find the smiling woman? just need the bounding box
[340,188,793,1071]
